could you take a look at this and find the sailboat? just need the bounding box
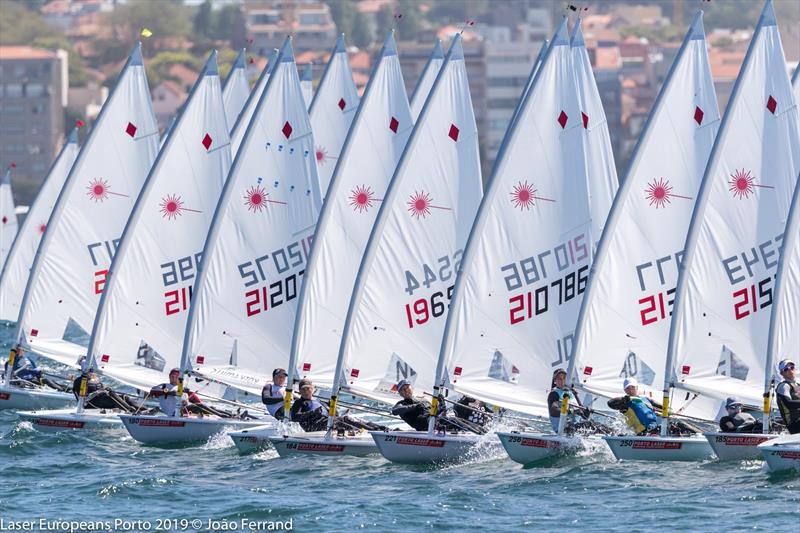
[307,34,359,197]
[2,44,159,412]
[409,41,443,121]
[491,19,618,465]
[261,31,415,457]
[757,170,800,471]
[175,37,321,448]
[222,49,251,131]
[607,0,800,461]
[0,131,79,324]
[333,33,483,464]
[301,62,313,108]
[434,17,603,466]
[0,168,18,270]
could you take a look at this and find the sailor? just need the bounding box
[72,367,141,413]
[547,368,588,432]
[149,368,187,417]
[776,359,800,434]
[607,378,660,435]
[290,379,385,433]
[391,380,487,434]
[4,345,70,392]
[718,397,760,433]
[453,395,493,428]
[261,368,288,420]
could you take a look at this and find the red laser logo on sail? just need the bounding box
[315,146,328,165]
[86,178,128,203]
[243,185,286,213]
[510,181,555,210]
[645,178,692,209]
[728,168,772,200]
[407,191,451,220]
[159,194,201,220]
[349,185,378,213]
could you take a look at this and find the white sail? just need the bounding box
[183,37,321,395]
[669,0,800,407]
[301,62,313,108]
[0,169,17,270]
[567,13,720,411]
[766,173,800,396]
[437,19,588,416]
[230,48,278,155]
[87,53,231,391]
[290,32,412,390]
[335,34,483,403]
[0,131,79,321]
[409,41,443,121]
[793,63,799,102]
[308,35,359,196]
[571,20,618,241]
[222,49,250,133]
[15,45,159,366]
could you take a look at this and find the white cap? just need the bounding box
[623,377,638,391]
[778,359,795,373]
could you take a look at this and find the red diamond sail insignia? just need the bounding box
[201,133,212,150]
[693,106,704,125]
[337,98,346,110]
[125,122,137,137]
[557,111,568,129]
[766,95,777,114]
[282,121,293,139]
[389,116,399,133]
[581,112,589,129]
[448,124,459,142]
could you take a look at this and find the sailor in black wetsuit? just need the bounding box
[776,359,800,434]
[718,397,761,433]
[390,380,488,434]
[72,368,140,412]
[290,379,386,433]
[262,368,289,420]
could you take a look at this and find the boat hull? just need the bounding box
[603,435,714,461]
[703,432,780,461]
[119,414,268,445]
[270,432,378,457]
[758,434,800,472]
[0,385,74,411]
[496,431,577,464]
[17,408,122,431]
[228,424,280,453]
[370,431,481,465]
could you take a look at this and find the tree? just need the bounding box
[0,2,60,44]
[376,5,395,37]
[350,11,372,48]
[107,0,192,56]
[212,5,248,49]
[193,0,213,40]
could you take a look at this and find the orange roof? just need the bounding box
[296,50,327,65]
[708,49,744,81]
[349,51,370,71]
[582,14,614,30]
[437,25,479,42]
[0,46,57,60]
[357,0,393,14]
[594,46,622,70]
[154,80,185,97]
[168,63,198,87]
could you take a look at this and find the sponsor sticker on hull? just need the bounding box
[0,393,10,400]
[716,435,770,446]
[776,451,800,460]
[131,418,186,427]
[396,436,446,447]
[632,440,682,450]
[296,443,346,452]
[521,438,561,449]
[35,419,86,429]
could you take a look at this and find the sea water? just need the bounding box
[0,327,796,532]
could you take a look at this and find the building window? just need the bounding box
[27,144,42,155]
[31,103,45,114]
[6,144,24,153]
[2,104,25,114]
[299,13,327,25]
[4,125,25,134]
[25,83,46,97]
[32,163,48,172]
[5,84,23,97]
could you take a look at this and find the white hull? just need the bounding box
[228,424,280,454]
[370,431,481,465]
[17,408,123,431]
[603,435,713,461]
[270,432,378,457]
[758,434,800,472]
[120,414,269,445]
[703,432,780,461]
[0,385,74,411]
[496,431,578,464]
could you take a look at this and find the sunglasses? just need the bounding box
[782,364,796,371]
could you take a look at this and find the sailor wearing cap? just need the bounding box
[776,359,800,434]
[606,377,660,435]
[718,397,759,433]
[261,368,289,420]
